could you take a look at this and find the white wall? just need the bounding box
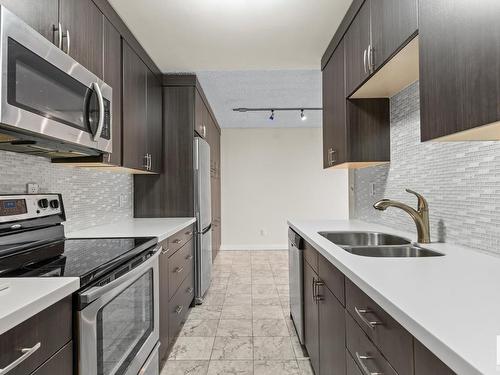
[221,127,349,250]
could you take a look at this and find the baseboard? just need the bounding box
[220,244,288,251]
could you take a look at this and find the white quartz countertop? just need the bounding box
[66,218,196,242]
[0,277,79,335]
[288,219,500,375]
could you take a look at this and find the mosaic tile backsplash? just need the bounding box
[0,150,133,233]
[352,81,500,256]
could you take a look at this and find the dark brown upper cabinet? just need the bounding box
[59,0,103,78]
[195,90,207,138]
[345,0,418,97]
[323,40,347,168]
[322,39,390,169]
[147,70,163,174]
[0,0,59,42]
[123,40,148,172]
[103,18,122,166]
[370,0,418,71]
[419,0,500,141]
[344,0,372,96]
[122,40,162,174]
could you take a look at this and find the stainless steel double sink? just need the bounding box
[318,231,444,258]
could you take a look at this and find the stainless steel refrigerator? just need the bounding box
[194,137,212,303]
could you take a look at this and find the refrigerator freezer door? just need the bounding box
[194,137,212,231]
[195,228,212,302]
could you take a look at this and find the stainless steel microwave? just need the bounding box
[0,6,112,158]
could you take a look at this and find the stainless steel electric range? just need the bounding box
[0,194,161,375]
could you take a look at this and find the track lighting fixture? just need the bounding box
[233,107,322,122]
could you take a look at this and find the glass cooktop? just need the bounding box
[0,237,157,288]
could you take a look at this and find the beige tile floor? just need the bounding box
[162,250,315,375]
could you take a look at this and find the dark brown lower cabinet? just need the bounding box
[0,297,72,375]
[159,242,170,361]
[414,339,456,375]
[31,342,73,375]
[298,231,456,375]
[318,284,346,375]
[158,230,195,362]
[303,260,320,374]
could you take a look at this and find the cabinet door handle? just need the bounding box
[174,266,184,274]
[328,148,336,165]
[185,254,193,260]
[143,154,149,169]
[148,154,152,170]
[53,23,63,49]
[367,44,373,73]
[311,278,316,302]
[354,307,383,330]
[363,49,368,74]
[187,287,194,294]
[62,29,70,54]
[0,342,41,375]
[315,280,325,302]
[175,305,183,314]
[355,352,383,375]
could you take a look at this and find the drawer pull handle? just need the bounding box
[186,255,193,260]
[175,305,183,314]
[185,231,193,236]
[161,248,170,255]
[0,342,41,374]
[187,287,194,294]
[173,239,183,245]
[355,352,383,375]
[174,266,184,274]
[355,307,383,330]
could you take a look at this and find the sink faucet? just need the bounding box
[373,189,431,244]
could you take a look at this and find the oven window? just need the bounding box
[97,270,154,375]
[6,37,101,134]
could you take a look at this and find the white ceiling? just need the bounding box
[197,70,322,128]
[108,0,353,71]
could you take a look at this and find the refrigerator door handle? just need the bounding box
[194,139,200,171]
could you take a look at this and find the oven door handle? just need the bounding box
[91,82,105,142]
[80,245,161,305]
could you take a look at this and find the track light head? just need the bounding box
[300,109,307,121]
[269,110,275,121]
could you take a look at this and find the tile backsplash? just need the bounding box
[352,81,500,256]
[0,150,133,233]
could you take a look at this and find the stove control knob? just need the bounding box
[38,199,49,209]
[50,199,59,209]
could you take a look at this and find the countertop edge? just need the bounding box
[0,277,80,336]
[287,219,483,375]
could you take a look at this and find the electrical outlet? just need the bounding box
[26,183,39,194]
[119,194,128,208]
[370,182,376,197]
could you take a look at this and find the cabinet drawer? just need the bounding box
[303,240,318,273]
[318,253,345,306]
[346,312,398,375]
[168,225,195,256]
[345,279,413,375]
[346,349,363,375]
[414,339,456,375]
[31,341,73,375]
[0,297,72,375]
[169,271,195,343]
[168,239,194,299]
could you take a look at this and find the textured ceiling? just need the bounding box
[108,0,353,71]
[197,70,322,128]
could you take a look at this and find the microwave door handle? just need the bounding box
[91,82,105,142]
[80,245,161,305]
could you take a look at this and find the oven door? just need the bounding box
[78,248,160,375]
[0,6,112,153]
